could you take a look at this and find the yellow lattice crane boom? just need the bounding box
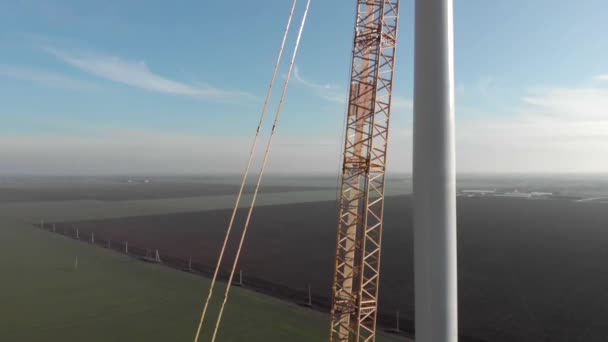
[330,1,400,341]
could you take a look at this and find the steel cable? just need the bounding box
[192,1,298,341]
[209,1,311,340]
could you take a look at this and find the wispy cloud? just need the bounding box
[293,66,335,91]
[45,47,255,101]
[521,87,608,121]
[293,65,412,110]
[293,65,346,103]
[3,78,608,175]
[594,74,608,82]
[0,64,97,90]
[6,72,606,174]
[453,82,608,173]
[386,78,608,173]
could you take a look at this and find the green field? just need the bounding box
[0,217,401,341]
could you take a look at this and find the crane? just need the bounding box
[191,0,459,340]
[330,1,400,341]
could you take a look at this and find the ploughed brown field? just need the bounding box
[64,196,608,342]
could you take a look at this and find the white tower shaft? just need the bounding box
[413,0,458,341]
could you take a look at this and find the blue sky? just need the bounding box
[1,0,608,174]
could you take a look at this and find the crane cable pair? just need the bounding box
[192,0,310,341]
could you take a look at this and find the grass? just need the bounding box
[0,218,400,341]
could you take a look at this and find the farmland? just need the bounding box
[0,175,406,342]
[4,175,608,341]
[0,175,333,202]
[0,217,404,341]
[67,195,608,342]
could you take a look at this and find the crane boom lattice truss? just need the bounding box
[330,0,399,341]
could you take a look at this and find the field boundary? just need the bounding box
[34,222,488,342]
[34,221,418,340]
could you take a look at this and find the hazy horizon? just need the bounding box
[4,171,608,177]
